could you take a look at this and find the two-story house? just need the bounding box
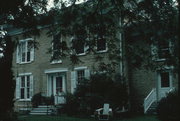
[4,4,177,113]
[9,23,124,112]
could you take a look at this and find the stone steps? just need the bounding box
[146,102,158,115]
[29,105,56,115]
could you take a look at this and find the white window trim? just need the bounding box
[71,67,90,93]
[71,36,89,56]
[76,51,86,56]
[75,67,90,80]
[50,60,62,64]
[75,42,86,56]
[47,73,66,97]
[153,41,172,61]
[96,37,108,53]
[44,68,68,74]
[19,72,32,76]
[17,38,34,64]
[51,35,63,64]
[74,66,87,70]
[96,48,108,53]
[158,70,173,89]
[17,73,33,101]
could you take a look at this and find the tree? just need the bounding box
[0,0,179,118]
[46,0,179,112]
[0,0,47,121]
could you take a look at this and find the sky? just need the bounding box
[47,0,87,10]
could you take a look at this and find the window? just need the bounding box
[158,40,170,59]
[51,34,62,64]
[75,42,85,55]
[16,74,33,100]
[56,76,63,93]
[72,38,85,55]
[17,38,34,63]
[71,67,90,93]
[77,70,85,84]
[97,37,107,52]
[160,72,170,87]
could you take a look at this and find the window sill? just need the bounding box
[17,61,33,65]
[96,49,108,53]
[18,99,31,101]
[155,58,166,62]
[77,53,86,56]
[50,60,62,64]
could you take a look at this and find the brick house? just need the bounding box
[10,25,124,112]
[7,19,178,113]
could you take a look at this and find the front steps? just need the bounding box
[146,102,158,115]
[29,105,56,115]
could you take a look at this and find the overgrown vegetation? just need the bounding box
[157,90,180,121]
[31,93,54,107]
[0,0,179,120]
[62,73,128,116]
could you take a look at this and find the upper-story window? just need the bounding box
[96,37,107,52]
[51,34,62,64]
[151,40,173,61]
[75,41,85,55]
[72,37,86,55]
[16,38,34,64]
[158,40,171,60]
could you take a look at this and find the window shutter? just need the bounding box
[85,69,90,79]
[30,75,34,98]
[16,77,20,99]
[151,44,158,60]
[84,44,89,54]
[30,46,34,62]
[71,71,76,93]
[16,46,20,63]
[169,41,173,55]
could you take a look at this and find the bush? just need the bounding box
[62,73,129,116]
[157,90,180,121]
[31,93,54,107]
[62,93,79,116]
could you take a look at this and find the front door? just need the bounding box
[157,71,173,100]
[47,73,66,104]
[48,73,65,96]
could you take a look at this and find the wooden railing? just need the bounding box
[144,88,157,113]
[168,87,175,93]
[54,95,66,105]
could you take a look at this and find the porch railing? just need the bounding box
[144,88,157,113]
[168,87,175,93]
[54,95,66,105]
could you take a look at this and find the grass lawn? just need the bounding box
[18,115,160,121]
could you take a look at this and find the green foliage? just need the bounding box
[62,93,79,116]
[157,90,180,121]
[47,0,121,65]
[125,0,178,70]
[62,73,128,116]
[31,93,54,107]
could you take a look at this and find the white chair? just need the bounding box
[96,103,112,120]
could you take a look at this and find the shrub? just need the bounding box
[31,93,54,107]
[157,90,180,121]
[62,93,79,116]
[62,73,129,116]
[31,93,42,107]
